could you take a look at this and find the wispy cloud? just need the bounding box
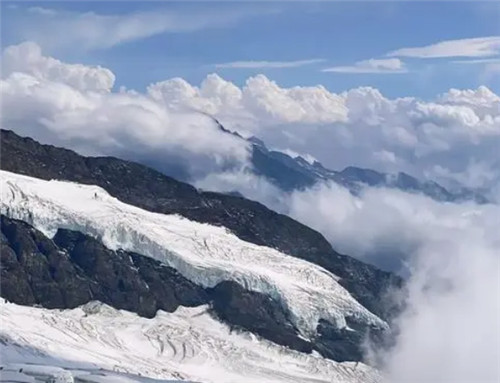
[322,58,407,74]
[27,6,58,16]
[452,57,500,64]
[388,36,500,58]
[216,59,325,69]
[9,6,261,51]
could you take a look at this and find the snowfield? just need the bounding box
[0,170,385,336]
[0,300,382,383]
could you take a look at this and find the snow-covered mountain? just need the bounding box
[0,129,402,382]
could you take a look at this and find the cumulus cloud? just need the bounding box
[388,36,500,58]
[215,59,325,69]
[2,41,115,91]
[0,42,250,179]
[322,58,408,74]
[438,85,500,117]
[149,72,499,193]
[2,41,500,195]
[148,73,349,127]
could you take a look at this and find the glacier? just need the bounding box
[0,300,382,383]
[0,169,386,337]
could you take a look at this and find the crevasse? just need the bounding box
[0,170,387,337]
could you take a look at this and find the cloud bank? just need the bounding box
[1,42,250,180]
[149,70,500,196]
[286,182,500,382]
[3,41,500,195]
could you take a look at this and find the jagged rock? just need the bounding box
[208,281,313,353]
[1,216,91,308]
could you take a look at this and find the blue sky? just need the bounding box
[2,1,500,98]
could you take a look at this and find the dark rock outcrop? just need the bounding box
[208,281,313,354]
[0,216,322,359]
[0,129,402,322]
[0,215,207,316]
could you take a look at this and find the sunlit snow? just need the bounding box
[0,170,386,336]
[0,300,381,383]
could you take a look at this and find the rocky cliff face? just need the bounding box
[1,129,402,322]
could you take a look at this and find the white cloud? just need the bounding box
[215,59,325,69]
[0,43,249,179]
[322,58,408,74]
[453,58,500,64]
[195,170,286,211]
[388,36,500,58]
[9,6,259,51]
[2,41,500,194]
[27,6,58,16]
[284,182,500,382]
[439,86,500,118]
[148,73,349,126]
[426,160,498,190]
[373,150,397,164]
[2,41,115,91]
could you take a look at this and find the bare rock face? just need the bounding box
[1,216,91,308]
[0,215,208,316]
[208,280,313,354]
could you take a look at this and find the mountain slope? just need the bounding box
[0,129,402,322]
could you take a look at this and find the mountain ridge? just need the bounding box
[248,132,488,202]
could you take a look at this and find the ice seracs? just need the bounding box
[0,170,386,337]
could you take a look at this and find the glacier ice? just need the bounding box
[0,300,382,383]
[0,170,386,337]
